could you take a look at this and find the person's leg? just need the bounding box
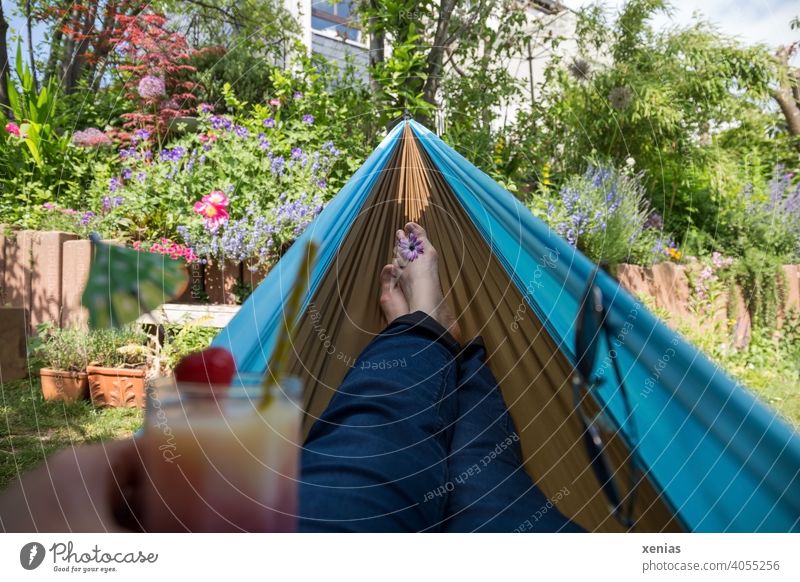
[299,223,462,532]
[442,339,585,532]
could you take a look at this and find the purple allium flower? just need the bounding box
[302,114,314,125]
[72,128,111,148]
[137,75,166,100]
[643,211,664,230]
[263,118,275,128]
[398,232,424,262]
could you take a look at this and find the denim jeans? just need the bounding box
[298,311,583,532]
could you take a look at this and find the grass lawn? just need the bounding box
[0,378,142,491]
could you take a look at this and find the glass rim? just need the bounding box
[148,373,303,406]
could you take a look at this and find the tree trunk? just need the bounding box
[422,0,458,108]
[58,9,79,87]
[0,2,11,114]
[25,0,38,90]
[367,1,385,95]
[773,45,800,138]
[62,4,98,93]
[773,86,800,136]
[44,21,65,85]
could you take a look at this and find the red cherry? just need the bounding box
[174,347,236,386]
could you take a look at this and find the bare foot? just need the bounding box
[379,264,409,324]
[394,222,461,342]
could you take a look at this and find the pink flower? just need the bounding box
[137,75,166,100]
[202,190,229,207]
[398,232,425,262]
[269,98,281,107]
[42,202,55,210]
[5,122,21,137]
[72,128,112,148]
[193,199,229,229]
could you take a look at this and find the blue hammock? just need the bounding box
[214,120,800,532]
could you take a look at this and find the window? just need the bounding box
[312,1,361,42]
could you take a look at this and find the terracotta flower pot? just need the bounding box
[86,366,146,408]
[39,368,88,403]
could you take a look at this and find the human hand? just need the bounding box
[0,440,142,532]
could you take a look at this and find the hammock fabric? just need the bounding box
[214,120,800,532]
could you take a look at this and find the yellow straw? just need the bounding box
[260,240,318,410]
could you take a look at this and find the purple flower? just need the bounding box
[137,75,166,100]
[271,155,285,175]
[119,146,138,160]
[136,171,147,183]
[121,168,133,180]
[160,146,187,162]
[398,232,424,262]
[109,177,121,192]
[644,212,664,230]
[291,147,303,159]
[317,179,327,189]
[80,211,95,226]
[234,125,249,138]
[42,202,55,210]
[302,114,314,125]
[198,103,214,114]
[263,118,275,128]
[293,91,303,99]
[210,115,232,131]
[132,128,150,144]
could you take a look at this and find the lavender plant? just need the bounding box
[736,166,800,260]
[532,165,674,266]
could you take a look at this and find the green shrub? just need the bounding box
[159,319,218,370]
[530,164,677,266]
[29,323,90,372]
[88,327,151,369]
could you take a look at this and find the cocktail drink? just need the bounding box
[141,375,302,532]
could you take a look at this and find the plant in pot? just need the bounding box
[31,323,90,403]
[86,327,153,408]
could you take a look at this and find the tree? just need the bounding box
[360,0,534,125]
[0,1,11,112]
[113,10,198,136]
[771,17,800,140]
[26,1,147,93]
[532,0,782,240]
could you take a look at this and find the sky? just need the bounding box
[563,0,799,49]
[3,0,799,66]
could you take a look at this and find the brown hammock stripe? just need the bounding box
[287,126,681,532]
